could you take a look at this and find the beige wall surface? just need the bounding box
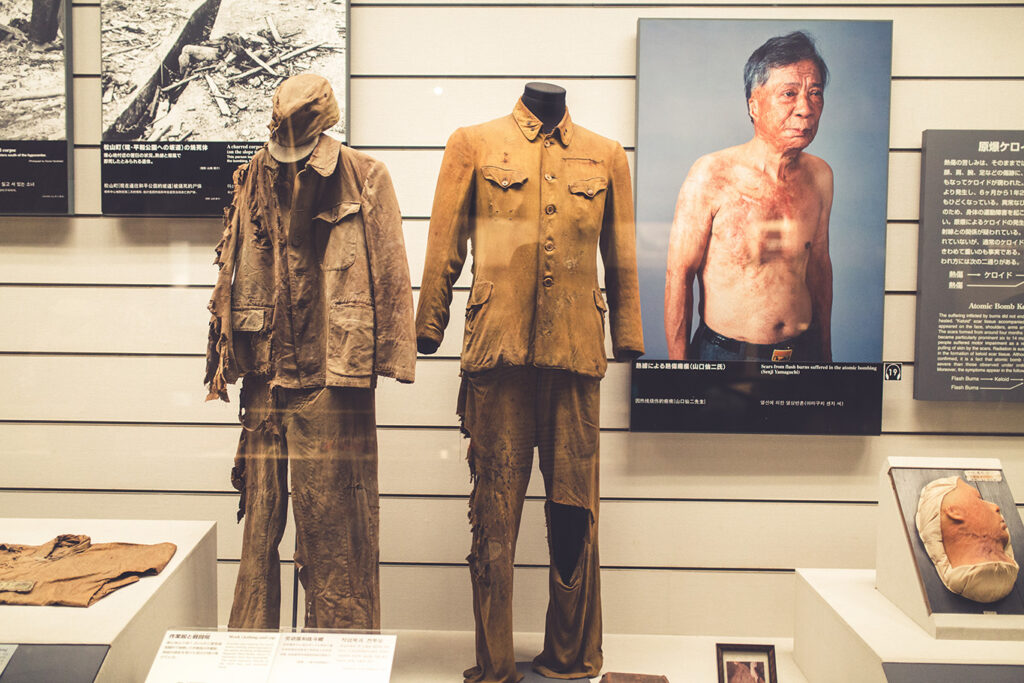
[2,0,1023,635]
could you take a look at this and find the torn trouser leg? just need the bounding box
[230,375,288,629]
[532,370,602,680]
[458,367,602,683]
[282,385,381,630]
[460,367,533,683]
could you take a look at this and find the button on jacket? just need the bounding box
[206,134,416,401]
[415,99,644,377]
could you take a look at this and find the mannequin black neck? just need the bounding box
[521,82,566,134]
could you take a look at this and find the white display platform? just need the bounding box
[794,568,1024,683]
[388,629,808,682]
[875,456,1024,640]
[0,518,217,682]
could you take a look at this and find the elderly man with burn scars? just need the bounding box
[665,31,834,362]
[916,476,1019,603]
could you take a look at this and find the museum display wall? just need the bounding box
[2,0,1024,638]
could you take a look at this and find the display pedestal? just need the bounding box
[793,568,1024,683]
[875,456,1024,640]
[389,630,808,682]
[0,518,216,682]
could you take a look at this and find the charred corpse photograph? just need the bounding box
[0,0,66,141]
[101,0,347,143]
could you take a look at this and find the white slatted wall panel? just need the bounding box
[1,0,1022,636]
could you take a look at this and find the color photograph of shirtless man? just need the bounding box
[634,19,891,365]
[666,32,833,362]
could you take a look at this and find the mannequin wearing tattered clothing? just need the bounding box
[416,83,644,682]
[206,74,416,629]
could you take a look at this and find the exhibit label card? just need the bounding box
[914,130,1024,402]
[0,644,16,676]
[146,631,279,682]
[268,633,395,682]
[100,0,349,215]
[145,631,396,683]
[0,0,71,214]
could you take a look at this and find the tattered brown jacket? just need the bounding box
[0,535,176,607]
[206,135,416,400]
[415,100,644,378]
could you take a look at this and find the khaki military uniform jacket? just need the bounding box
[416,100,644,377]
[206,135,416,400]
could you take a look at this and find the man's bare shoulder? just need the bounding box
[799,152,834,187]
[682,145,747,202]
[688,145,748,178]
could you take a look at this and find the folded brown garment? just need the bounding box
[600,674,670,683]
[0,534,177,607]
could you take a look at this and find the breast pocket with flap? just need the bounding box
[567,176,608,227]
[481,166,528,219]
[317,201,362,271]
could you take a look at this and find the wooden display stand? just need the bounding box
[0,519,216,682]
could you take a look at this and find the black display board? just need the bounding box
[882,662,1024,683]
[890,467,1024,616]
[0,0,72,214]
[914,130,1024,402]
[101,141,260,214]
[0,644,107,683]
[99,0,349,216]
[632,361,881,434]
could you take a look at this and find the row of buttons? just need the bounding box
[542,152,557,285]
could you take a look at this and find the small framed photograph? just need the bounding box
[716,643,777,683]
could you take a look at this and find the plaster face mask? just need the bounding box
[916,476,1019,603]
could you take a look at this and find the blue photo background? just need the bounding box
[635,19,892,362]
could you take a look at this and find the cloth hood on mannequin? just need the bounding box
[267,73,340,162]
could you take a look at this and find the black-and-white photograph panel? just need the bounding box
[0,0,70,213]
[100,0,348,214]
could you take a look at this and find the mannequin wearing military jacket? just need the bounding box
[206,74,416,630]
[416,84,644,683]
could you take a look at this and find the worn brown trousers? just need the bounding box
[228,376,380,629]
[460,367,603,683]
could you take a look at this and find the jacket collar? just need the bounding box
[264,134,339,177]
[512,98,574,146]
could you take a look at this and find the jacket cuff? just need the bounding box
[416,329,442,355]
[612,345,644,362]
